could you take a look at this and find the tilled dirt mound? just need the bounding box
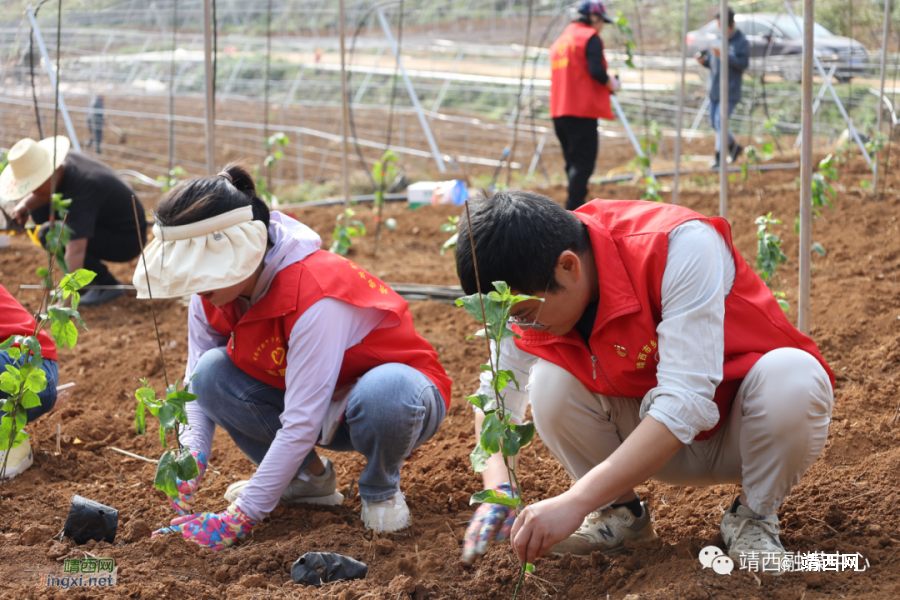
[2,157,900,599]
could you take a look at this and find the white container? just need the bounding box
[0,234,9,249]
[407,181,440,209]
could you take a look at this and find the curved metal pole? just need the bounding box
[798,0,814,334]
[719,0,729,218]
[672,0,690,205]
[874,0,891,197]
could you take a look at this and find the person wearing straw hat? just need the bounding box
[1,136,147,306]
[136,164,451,550]
[549,0,621,211]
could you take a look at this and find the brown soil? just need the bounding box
[2,156,900,599]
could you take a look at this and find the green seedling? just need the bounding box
[133,378,200,499]
[440,215,460,256]
[372,150,400,253]
[258,132,290,207]
[1,263,95,479]
[742,143,774,189]
[793,155,836,255]
[156,166,186,194]
[330,208,366,256]
[457,281,539,598]
[613,12,637,69]
[755,213,789,312]
[44,193,74,273]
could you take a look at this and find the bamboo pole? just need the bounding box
[798,0,814,334]
[719,0,729,218]
[874,0,891,198]
[338,0,351,210]
[672,0,690,205]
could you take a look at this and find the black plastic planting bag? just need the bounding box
[61,494,119,545]
[290,552,368,587]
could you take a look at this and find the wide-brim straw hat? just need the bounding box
[0,136,70,202]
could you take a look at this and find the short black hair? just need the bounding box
[455,190,590,296]
[716,8,736,26]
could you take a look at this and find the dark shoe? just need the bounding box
[79,287,125,306]
[710,151,721,170]
[729,143,744,163]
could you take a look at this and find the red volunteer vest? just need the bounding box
[550,22,614,120]
[201,251,452,409]
[515,200,834,441]
[0,284,57,361]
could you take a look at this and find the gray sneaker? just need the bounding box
[721,503,787,576]
[549,499,657,556]
[224,457,344,506]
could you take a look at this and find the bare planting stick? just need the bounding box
[55,424,61,456]
[131,195,169,387]
[105,446,158,464]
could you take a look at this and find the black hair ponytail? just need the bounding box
[155,162,271,235]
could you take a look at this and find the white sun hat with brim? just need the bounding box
[0,136,70,202]
[132,205,268,299]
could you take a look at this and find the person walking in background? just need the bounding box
[549,0,621,211]
[696,9,749,169]
[84,95,105,154]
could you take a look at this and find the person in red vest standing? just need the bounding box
[0,285,60,479]
[134,164,452,551]
[549,1,620,211]
[457,191,834,574]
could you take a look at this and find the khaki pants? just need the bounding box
[529,348,833,516]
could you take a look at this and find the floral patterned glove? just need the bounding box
[461,483,520,564]
[168,448,208,516]
[153,504,256,551]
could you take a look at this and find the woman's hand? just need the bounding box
[153,504,256,551]
[168,448,208,516]
[461,483,519,564]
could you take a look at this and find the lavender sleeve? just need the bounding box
[234,298,387,521]
[180,295,228,461]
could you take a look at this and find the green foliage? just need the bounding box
[456,281,539,497]
[627,121,663,202]
[134,378,200,499]
[257,133,290,207]
[755,213,790,313]
[613,12,637,69]
[156,166,186,194]
[330,208,366,255]
[44,193,74,273]
[0,267,94,478]
[372,150,400,210]
[440,216,460,256]
[742,143,774,187]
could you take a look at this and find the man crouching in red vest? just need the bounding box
[133,164,452,550]
[457,191,834,574]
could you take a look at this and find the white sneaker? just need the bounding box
[0,438,33,480]
[720,502,787,576]
[549,499,657,556]
[361,491,410,533]
[224,457,344,506]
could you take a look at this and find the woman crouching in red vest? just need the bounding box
[134,164,452,550]
[457,191,834,574]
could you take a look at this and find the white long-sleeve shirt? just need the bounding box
[180,213,389,521]
[474,219,737,444]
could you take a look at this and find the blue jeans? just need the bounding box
[709,100,737,151]
[191,347,446,502]
[0,354,58,423]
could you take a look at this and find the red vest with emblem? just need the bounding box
[550,22,614,120]
[201,251,452,408]
[514,200,834,441]
[0,284,57,361]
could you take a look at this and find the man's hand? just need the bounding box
[510,492,588,564]
[461,483,519,564]
[606,75,621,94]
[168,448,208,516]
[711,46,721,58]
[153,503,256,551]
[696,55,706,66]
[11,200,30,225]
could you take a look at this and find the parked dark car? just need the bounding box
[687,13,869,82]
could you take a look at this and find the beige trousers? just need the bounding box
[529,348,834,516]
